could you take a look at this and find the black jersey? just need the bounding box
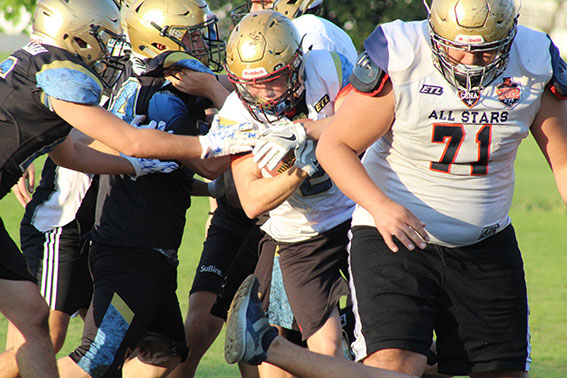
[0,42,104,199]
[91,51,212,250]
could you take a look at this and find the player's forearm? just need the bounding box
[52,99,204,160]
[206,80,231,109]
[553,164,567,205]
[317,138,389,215]
[237,168,306,219]
[49,139,134,175]
[180,156,231,180]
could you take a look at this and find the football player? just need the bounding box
[57,0,232,377]
[316,0,567,376]
[169,3,359,378]
[220,10,355,373]
[0,0,256,376]
[224,0,567,376]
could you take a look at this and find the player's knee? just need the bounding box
[186,315,222,343]
[51,332,67,353]
[19,300,50,333]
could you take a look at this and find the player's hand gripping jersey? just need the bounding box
[219,49,355,242]
[351,20,561,247]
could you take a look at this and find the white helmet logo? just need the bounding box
[242,67,269,78]
[455,34,485,44]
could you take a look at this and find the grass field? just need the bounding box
[1,137,566,377]
[0,47,566,375]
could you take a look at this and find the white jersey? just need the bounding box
[292,14,358,65]
[29,167,93,232]
[218,50,355,242]
[352,20,554,247]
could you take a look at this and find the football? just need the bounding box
[263,150,296,177]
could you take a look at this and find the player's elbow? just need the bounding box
[240,200,265,219]
[243,205,263,220]
[316,134,332,169]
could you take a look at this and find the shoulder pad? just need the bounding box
[547,37,567,100]
[348,51,388,96]
[36,61,102,105]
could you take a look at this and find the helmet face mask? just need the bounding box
[426,0,518,95]
[232,55,304,121]
[32,0,128,88]
[226,10,305,122]
[231,0,273,25]
[125,0,226,72]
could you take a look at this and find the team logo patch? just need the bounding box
[496,77,521,108]
[420,84,444,95]
[314,93,330,113]
[0,56,17,79]
[458,89,480,108]
[479,223,500,239]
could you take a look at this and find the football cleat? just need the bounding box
[225,274,278,365]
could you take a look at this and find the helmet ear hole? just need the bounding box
[74,38,89,49]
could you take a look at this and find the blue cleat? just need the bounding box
[225,274,277,365]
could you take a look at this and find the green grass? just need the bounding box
[0,61,565,375]
[1,136,566,376]
[0,159,240,376]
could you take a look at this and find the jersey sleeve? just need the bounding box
[36,60,103,105]
[546,35,567,100]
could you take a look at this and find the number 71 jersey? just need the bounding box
[352,20,555,247]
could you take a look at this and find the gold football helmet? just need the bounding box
[118,0,141,32]
[32,0,125,66]
[273,0,322,19]
[226,10,304,121]
[124,0,225,71]
[426,0,518,93]
[32,0,126,88]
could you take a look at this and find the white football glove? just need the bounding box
[294,140,319,176]
[131,56,147,76]
[253,120,307,171]
[129,115,168,132]
[124,115,177,179]
[198,120,259,158]
[121,153,179,180]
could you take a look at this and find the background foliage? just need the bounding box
[0,0,428,49]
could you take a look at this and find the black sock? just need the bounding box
[262,326,279,352]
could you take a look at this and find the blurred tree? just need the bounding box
[321,0,428,49]
[0,0,427,48]
[0,0,35,32]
